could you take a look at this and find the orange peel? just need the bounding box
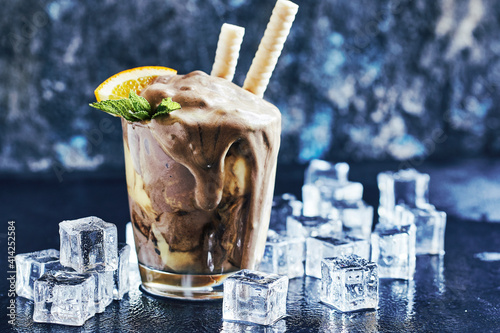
[94,66,177,102]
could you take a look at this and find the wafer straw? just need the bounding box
[243,0,298,98]
[211,23,245,81]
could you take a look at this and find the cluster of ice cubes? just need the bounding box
[224,159,447,324]
[258,160,375,283]
[15,216,133,326]
[303,161,374,240]
[223,160,376,325]
[373,168,447,279]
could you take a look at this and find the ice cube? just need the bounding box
[86,266,114,313]
[15,249,63,300]
[33,271,96,326]
[303,160,350,217]
[223,270,288,326]
[326,181,364,202]
[371,224,416,280]
[388,204,416,226]
[331,200,374,240]
[377,169,430,221]
[113,243,131,300]
[306,236,370,278]
[286,215,342,239]
[304,159,349,186]
[302,184,322,217]
[399,205,446,255]
[258,230,305,278]
[270,194,303,233]
[303,181,363,217]
[320,255,378,312]
[59,216,118,272]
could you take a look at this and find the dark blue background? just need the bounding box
[1,0,500,176]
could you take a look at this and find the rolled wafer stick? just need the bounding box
[243,0,298,98]
[211,23,245,81]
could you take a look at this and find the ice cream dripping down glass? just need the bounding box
[123,71,281,299]
[92,0,298,299]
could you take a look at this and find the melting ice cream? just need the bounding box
[123,71,281,276]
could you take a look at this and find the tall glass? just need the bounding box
[122,71,281,300]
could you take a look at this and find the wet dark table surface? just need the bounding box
[1,159,500,332]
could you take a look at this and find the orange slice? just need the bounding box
[94,66,177,102]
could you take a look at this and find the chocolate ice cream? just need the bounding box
[123,71,280,287]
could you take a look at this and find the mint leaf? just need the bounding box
[129,91,151,113]
[90,99,131,117]
[90,93,181,121]
[153,97,181,118]
[113,99,134,117]
[89,100,123,117]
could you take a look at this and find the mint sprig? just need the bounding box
[153,98,180,118]
[90,91,181,121]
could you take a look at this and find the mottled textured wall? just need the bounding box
[1,0,499,175]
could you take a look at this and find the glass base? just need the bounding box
[138,263,235,301]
